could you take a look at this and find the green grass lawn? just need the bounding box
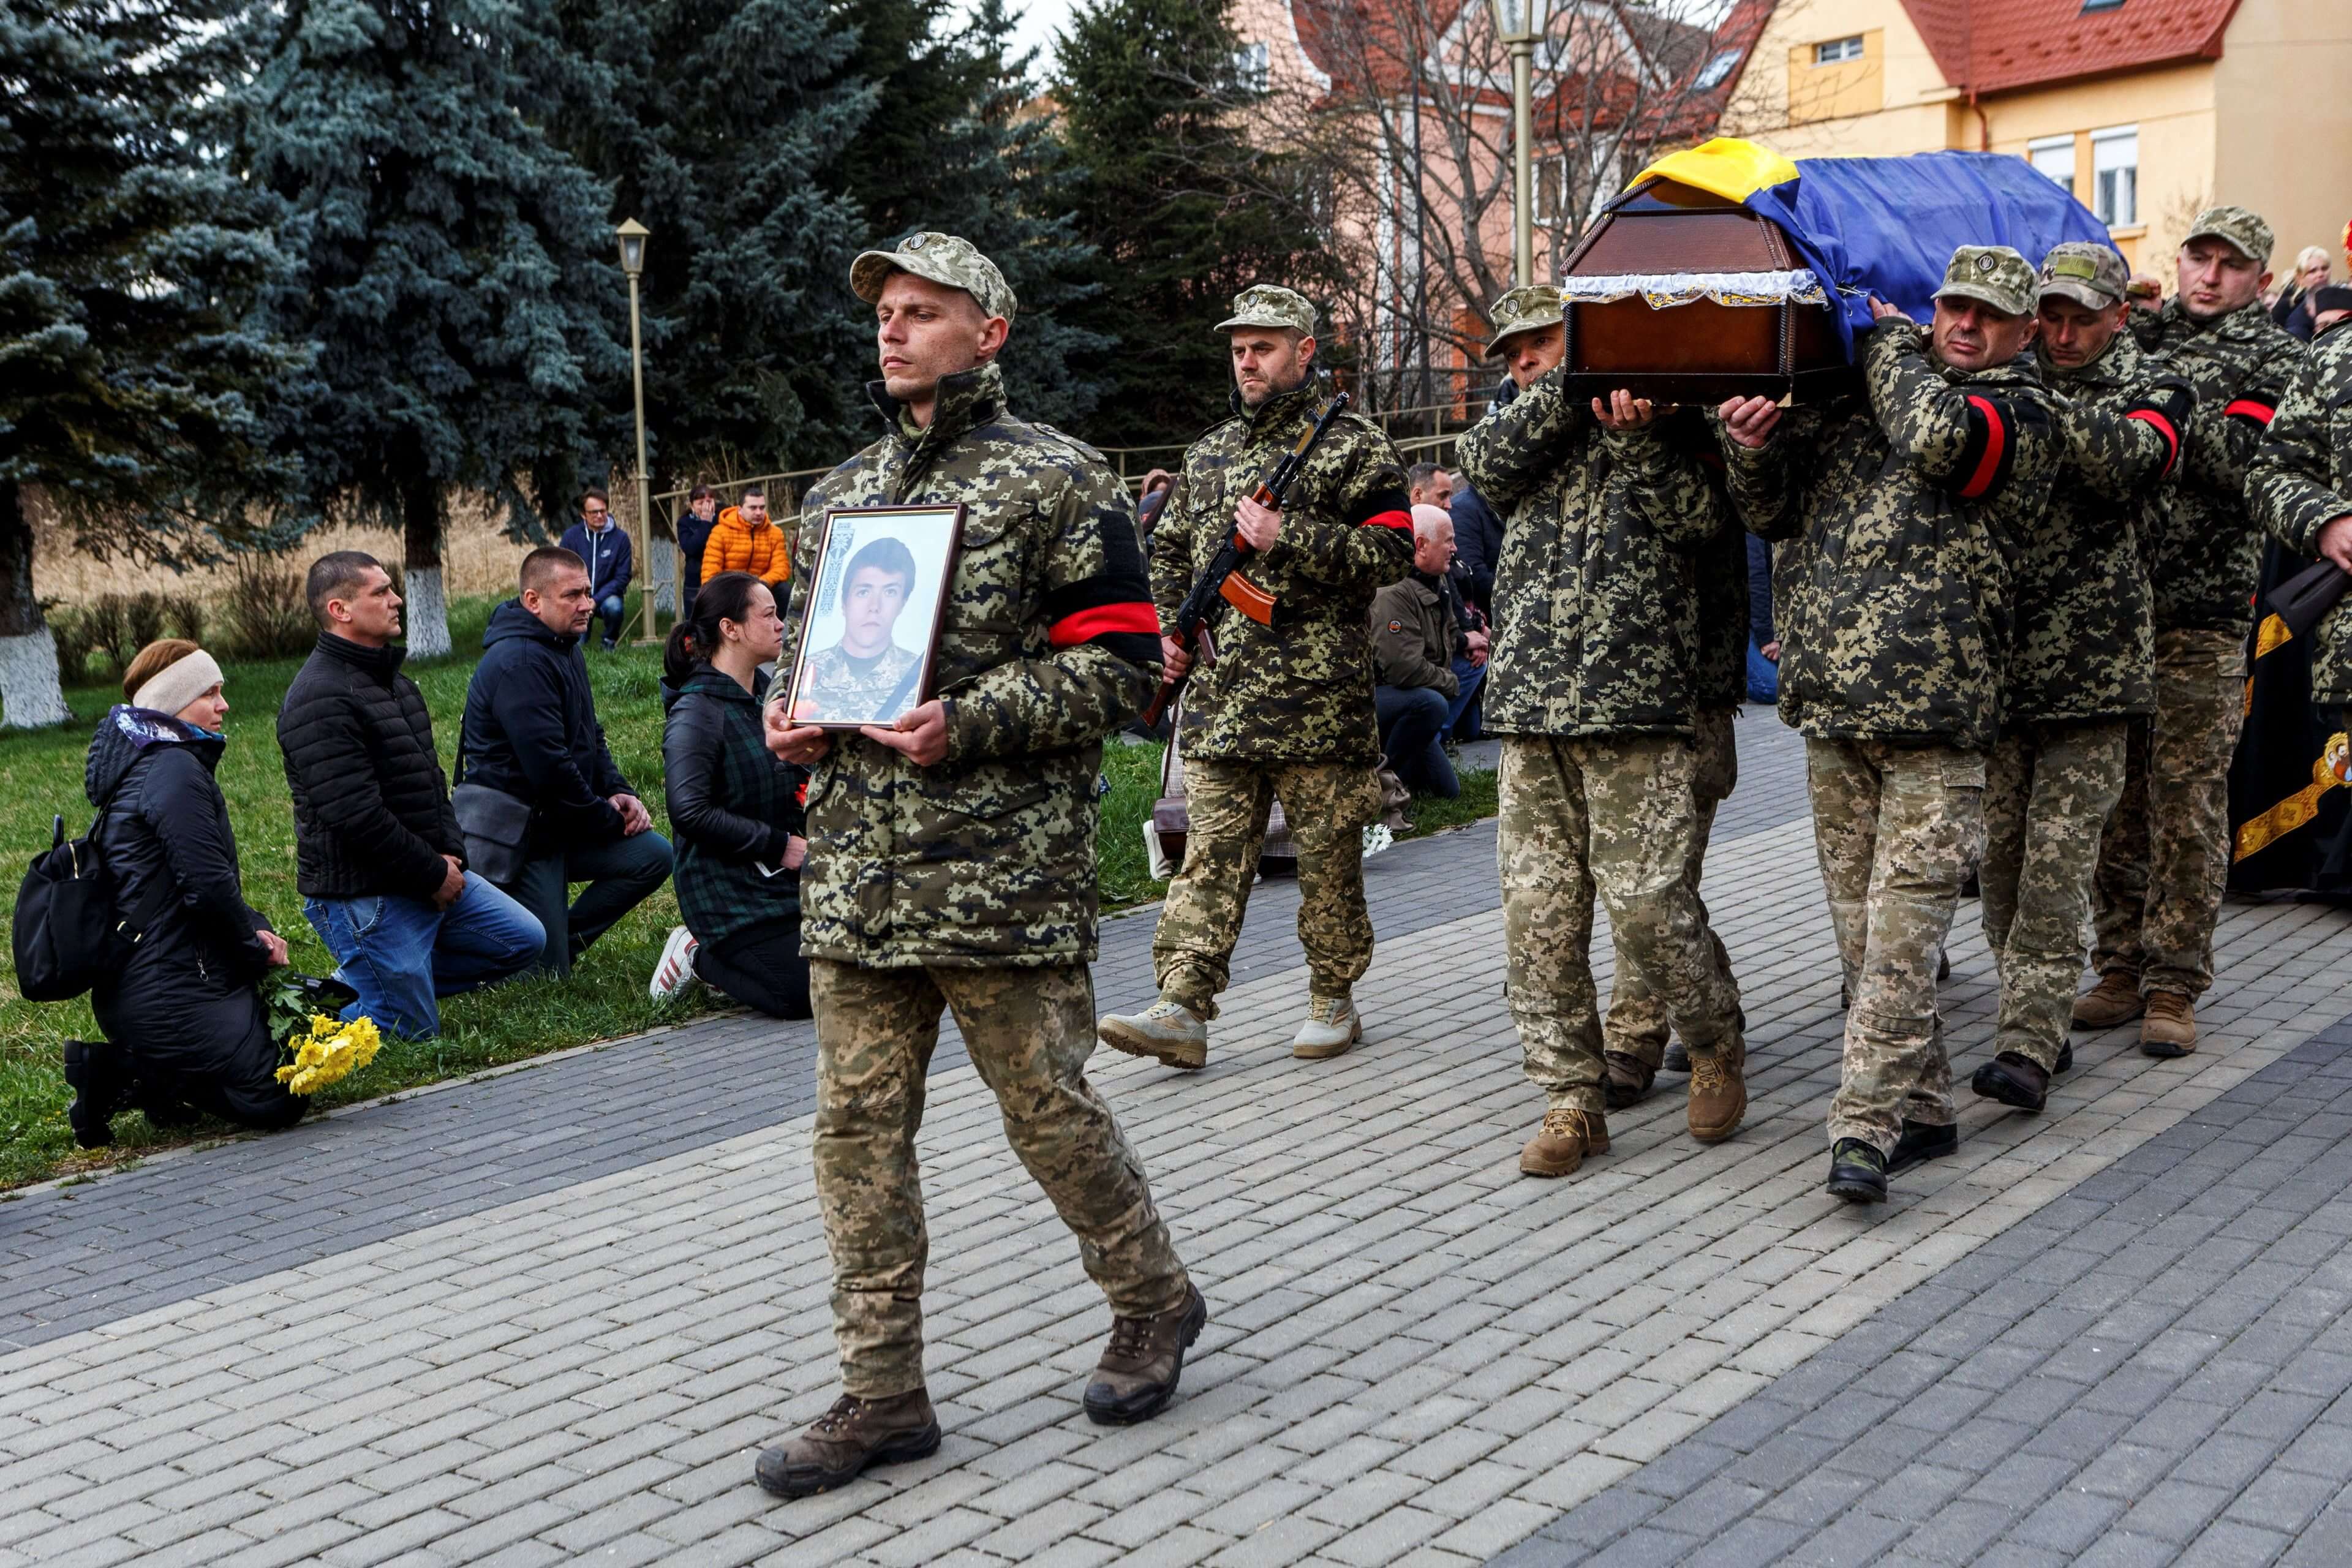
[0,597,1494,1189]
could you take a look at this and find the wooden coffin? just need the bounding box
[1559,176,1852,405]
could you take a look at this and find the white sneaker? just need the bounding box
[1098,998,1209,1070]
[650,926,701,1001]
[1291,995,1362,1060]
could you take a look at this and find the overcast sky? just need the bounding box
[1001,0,1080,74]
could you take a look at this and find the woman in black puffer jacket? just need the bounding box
[63,640,303,1145]
[647,573,812,1019]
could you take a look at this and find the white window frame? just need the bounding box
[2091,124,2138,227]
[1813,36,1864,64]
[1234,40,1270,92]
[2027,134,2076,197]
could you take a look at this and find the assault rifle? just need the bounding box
[1142,387,1351,726]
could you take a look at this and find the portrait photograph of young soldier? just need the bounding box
[786,507,957,726]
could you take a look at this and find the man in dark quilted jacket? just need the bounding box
[277,551,542,1039]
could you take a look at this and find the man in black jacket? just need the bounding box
[281,552,545,1039]
[459,547,672,975]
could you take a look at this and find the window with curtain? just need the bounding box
[2093,127,2138,227]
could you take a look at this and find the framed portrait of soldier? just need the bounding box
[782,504,962,728]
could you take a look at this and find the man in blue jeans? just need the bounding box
[460,548,673,975]
[279,551,546,1039]
[1368,506,1487,797]
[559,488,635,650]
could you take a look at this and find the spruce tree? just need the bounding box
[1053,0,1332,446]
[541,0,872,477]
[236,0,631,656]
[0,0,302,726]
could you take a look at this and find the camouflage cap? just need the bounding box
[2037,242,2130,310]
[1215,284,1317,336]
[850,232,1017,322]
[1483,284,1564,359]
[1934,244,2036,318]
[2183,205,2275,265]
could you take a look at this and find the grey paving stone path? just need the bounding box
[7,712,2349,1568]
[1494,1017,2352,1568]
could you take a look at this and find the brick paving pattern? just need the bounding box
[3,716,2350,1567]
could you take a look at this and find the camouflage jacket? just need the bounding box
[1150,379,1412,763]
[1456,368,1725,737]
[1721,323,2060,752]
[2250,326,2352,704]
[2014,332,2176,722]
[775,363,1159,968]
[1671,415,1751,710]
[2129,296,2305,631]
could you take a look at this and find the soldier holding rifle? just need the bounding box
[1099,285,1414,1069]
[1457,284,1749,1180]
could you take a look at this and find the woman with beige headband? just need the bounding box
[59,639,312,1145]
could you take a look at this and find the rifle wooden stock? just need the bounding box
[1218,571,1276,625]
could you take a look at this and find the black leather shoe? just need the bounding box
[1828,1139,1887,1204]
[1660,1041,1691,1074]
[2055,1042,2073,1074]
[1971,1052,2050,1112]
[1603,1051,1657,1108]
[1888,1119,1959,1174]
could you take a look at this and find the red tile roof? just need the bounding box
[1898,0,2240,96]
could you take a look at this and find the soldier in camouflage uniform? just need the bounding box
[2250,299,2352,728]
[2081,207,2305,1055]
[753,233,1200,1500]
[1971,244,2188,1114]
[1457,285,1748,1178]
[1718,247,2060,1204]
[1098,285,1414,1069]
[1603,413,1746,1102]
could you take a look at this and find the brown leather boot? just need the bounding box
[1084,1282,1207,1425]
[1686,1036,1747,1144]
[1519,1106,1609,1178]
[753,1389,940,1498]
[2141,990,2198,1057]
[2071,971,2144,1029]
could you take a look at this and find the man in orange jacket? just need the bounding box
[700,484,792,587]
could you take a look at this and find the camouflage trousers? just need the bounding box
[1499,734,1743,1115]
[1154,760,1379,1017]
[2092,628,2249,999]
[1981,720,2130,1072]
[1604,706,1741,1069]
[1809,739,1986,1155]
[810,959,1190,1398]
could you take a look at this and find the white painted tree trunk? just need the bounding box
[0,627,69,729]
[405,564,451,658]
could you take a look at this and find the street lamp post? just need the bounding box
[615,218,655,644]
[1489,0,1554,287]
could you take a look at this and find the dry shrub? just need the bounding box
[214,555,315,660]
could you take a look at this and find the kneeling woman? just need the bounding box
[66,640,303,1144]
[649,571,812,1019]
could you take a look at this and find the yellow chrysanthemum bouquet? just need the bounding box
[275,1014,383,1095]
[265,975,384,1095]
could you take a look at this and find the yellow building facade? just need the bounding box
[1722,0,2352,275]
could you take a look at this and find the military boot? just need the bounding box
[1098,998,1208,1071]
[1602,1052,1656,1109]
[753,1389,940,1498]
[1519,1107,1608,1178]
[2072,971,2144,1029]
[1887,1120,1958,1174]
[1827,1139,1888,1204]
[1970,1052,2050,1112]
[1686,1036,1747,1143]
[1290,995,1361,1060]
[2141,990,2198,1057]
[1084,1283,1207,1425]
